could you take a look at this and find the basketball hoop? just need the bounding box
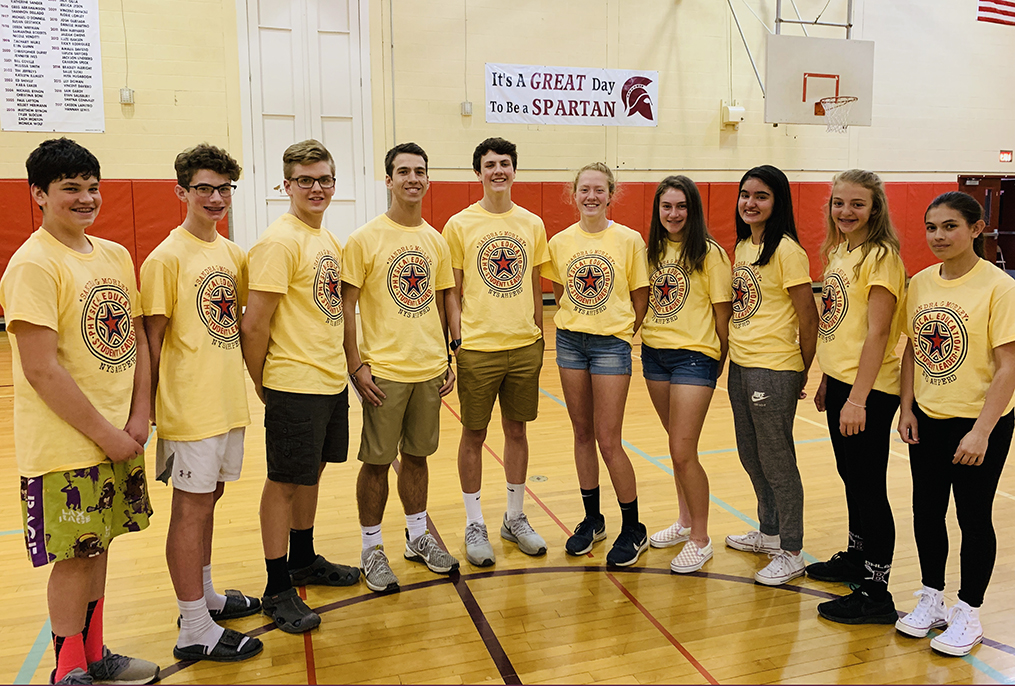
[816,96,857,133]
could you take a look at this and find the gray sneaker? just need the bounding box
[464,521,495,567]
[404,529,460,574]
[500,512,547,556]
[361,545,400,594]
[87,646,159,685]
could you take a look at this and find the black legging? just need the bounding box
[825,376,899,597]
[909,405,1014,607]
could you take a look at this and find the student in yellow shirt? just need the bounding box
[808,170,906,625]
[725,165,818,586]
[444,138,550,566]
[0,139,159,685]
[142,145,262,662]
[342,143,459,594]
[241,140,360,634]
[545,162,651,567]
[641,176,732,574]
[896,192,1015,657]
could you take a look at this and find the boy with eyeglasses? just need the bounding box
[241,139,359,633]
[0,138,160,685]
[140,144,263,662]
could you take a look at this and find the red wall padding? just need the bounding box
[0,178,960,312]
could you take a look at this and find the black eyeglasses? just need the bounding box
[289,175,336,189]
[187,183,237,198]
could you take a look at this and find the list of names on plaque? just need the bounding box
[0,0,104,132]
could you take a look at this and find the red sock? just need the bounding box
[83,597,104,664]
[53,633,87,682]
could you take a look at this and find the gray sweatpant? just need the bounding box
[727,362,805,552]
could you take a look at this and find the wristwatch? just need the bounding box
[450,338,463,352]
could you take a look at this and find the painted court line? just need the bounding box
[14,619,51,685]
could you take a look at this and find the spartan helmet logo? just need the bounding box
[621,76,654,121]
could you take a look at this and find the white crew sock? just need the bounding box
[463,490,484,525]
[506,483,525,519]
[361,525,383,552]
[177,598,225,651]
[406,511,428,541]
[203,564,227,612]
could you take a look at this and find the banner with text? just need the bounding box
[485,63,658,127]
[1,0,104,132]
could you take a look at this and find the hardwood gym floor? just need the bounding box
[3,305,1015,684]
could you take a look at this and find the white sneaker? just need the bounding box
[650,522,691,549]
[726,530,781,554]
[500,512,547,556]
[895,586,947,638]
[464,521,495,567]
[754,551,806,586]
[670,539,713,574]
[930,602,983,656]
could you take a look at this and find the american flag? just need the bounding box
[979,0,1015,26]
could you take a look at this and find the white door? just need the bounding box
[234,0,375,248]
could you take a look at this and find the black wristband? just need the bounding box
[450,338,462,352]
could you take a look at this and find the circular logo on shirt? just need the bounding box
[81,282,136,366]
[912,306,968,379]
[730,265,761,324]
[387,250,434,313]
[818,272,849,336]
[566,253,614,313]
[477,235,526,294]
[649,264,689,319]
[196,270,239,344]
[314,254,343,322]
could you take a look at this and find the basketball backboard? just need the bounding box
[764,34,874,126]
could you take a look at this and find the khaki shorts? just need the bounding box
[456,338,544,431]
[20,454,152,568]
[358,374,444,465]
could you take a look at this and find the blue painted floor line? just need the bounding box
[15,619,51,685]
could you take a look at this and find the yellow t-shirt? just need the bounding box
[140,227,251,441]
[641,239,732,360]
[247,213,346,394]
[904,259,1015,419]
[816,243,906,395]
[342,213,455,383]
[729,236,812,371]
[444,202,550,352]
[544,222,650,345]
[0,229,141,476]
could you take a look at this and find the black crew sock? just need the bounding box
[288,527,316,571]
[264,555,292,596]
[860,561,891,601]
[619,498,639,530]
[53,634,65,662]
[580,486,601,520]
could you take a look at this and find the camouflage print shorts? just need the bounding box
[20,454,153,567]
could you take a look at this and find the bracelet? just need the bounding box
[352,363,366,375]
[846,398,865,409]
[448,354,453,365]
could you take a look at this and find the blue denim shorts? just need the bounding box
[641,344,719,388]
[555,328,632,376]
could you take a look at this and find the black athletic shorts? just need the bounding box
[264,387,349,485]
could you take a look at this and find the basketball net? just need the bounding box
[817,96,857,134]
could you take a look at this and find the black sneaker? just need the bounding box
[817,587,898,625]
[606,523,648,567]
[565,515,606,555]
[806,551,865,583]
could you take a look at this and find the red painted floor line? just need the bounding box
[441,398,715,681]
[296,586,318,685]
[606,572,720,685]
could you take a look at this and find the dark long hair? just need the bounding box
[926,191,986,259]
[647,175,716,273]
[735,165,799,267]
